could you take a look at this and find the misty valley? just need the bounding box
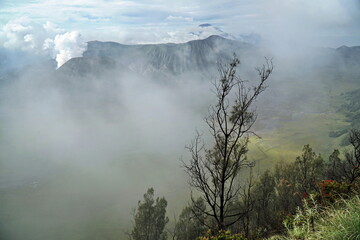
[1,34,360,240]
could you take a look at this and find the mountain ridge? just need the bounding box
[59,35,254,76]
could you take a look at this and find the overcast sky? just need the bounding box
[1,0,359,48]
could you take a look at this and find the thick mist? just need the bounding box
[0,1,359,239]
[0,61,215,239]
[0,35,358,239]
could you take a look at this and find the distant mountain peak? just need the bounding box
[337,45,349,50]
[199,23,212,28]
[189,23,236,41]
[189,24,261,44]
[205,35,227,41]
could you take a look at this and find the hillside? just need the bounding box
[1,35,360,240]
[55,36,360,166]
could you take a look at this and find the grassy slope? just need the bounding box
[268,196,360,240]
[247,67,360,171]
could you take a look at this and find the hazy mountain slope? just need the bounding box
[75,35,255,76]
[335,45,360,63]
[1,35,360,240]
[55,36,360,158]
[59,36,360,83]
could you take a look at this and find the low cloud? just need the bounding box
[2,1,360,47]
[2,17,37,50]
[1,18,87,68]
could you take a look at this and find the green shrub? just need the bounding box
[319,180,352,203]
[311,196,360,240]
[283,194,322,239]
[197,230,247,240]
[275,196,360,240]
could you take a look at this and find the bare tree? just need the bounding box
[183,56,273,231]
[238,166,255,238]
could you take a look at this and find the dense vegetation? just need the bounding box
[130,138,360,240]
[128,58,360,240]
